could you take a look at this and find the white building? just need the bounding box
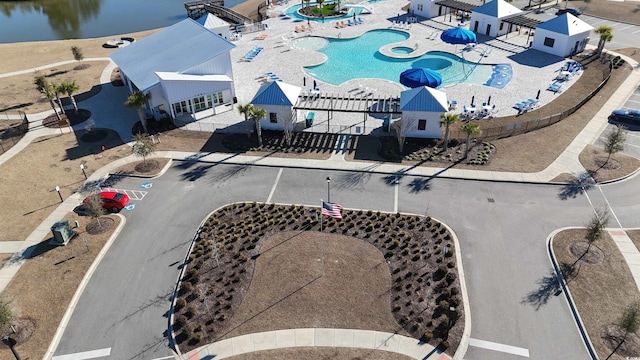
[532,13,593,58]
[196,13,232,41]
[110,18,236,123]
[469,0,522,37]
[397,86,448,139]
[409,0,447,19]
[250,81,302,131]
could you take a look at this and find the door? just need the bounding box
[486,24,491,36]
[473,21,479,32]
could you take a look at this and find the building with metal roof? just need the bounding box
[469,0,522,37]
[531,13,593,57]
[397,86,448,139]
[195,13,232,40]
[251,81,302,131]
[110,18,237,123]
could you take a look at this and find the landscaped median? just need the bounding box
[550,228,640,360]
[170,203,468,358]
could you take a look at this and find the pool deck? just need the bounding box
[187,0,579,135]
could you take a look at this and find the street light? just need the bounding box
[326,176,331,203]
[55,185,63,203]
[2,336,21,360]
[80,163,87,179]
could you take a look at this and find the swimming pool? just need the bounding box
[295,29,512,88]
[284,2,364,22]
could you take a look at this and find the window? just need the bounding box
[499,22,504,31]
[418,119,426,130]
[417,4,423,11]
[212,92,223,104]
[269,112,277,123]
[543,37,555,47]
[172,100,189,114]
[193,96,207,111]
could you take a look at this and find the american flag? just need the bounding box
[321,201,343,220]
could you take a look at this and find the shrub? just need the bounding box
[175,297,187,311]
[185,305,197,319]
[173,315,186,330]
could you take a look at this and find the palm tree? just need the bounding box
[250,106,267,147]
[60,81,80,113]
[35,76,62,121]
[460,122,481,158]
[52,82,65,115]
[125,91,152,133]
[440,113,458,151]
[594,26,613,55]
[237,103,254,139]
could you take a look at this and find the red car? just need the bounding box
[83,191,130,212]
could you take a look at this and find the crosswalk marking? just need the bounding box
[52,347,111,360]
[469,338,529,357]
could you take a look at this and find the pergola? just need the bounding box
[434,0,477,20]
[500,12,542,44]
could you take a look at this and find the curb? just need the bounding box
[546,227,598,360]
[43,214,127,360]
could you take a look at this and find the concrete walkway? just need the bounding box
[185,328,452,359]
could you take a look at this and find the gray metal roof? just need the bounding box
[110,18,235,92]
[400,87,448,112]
[251,81,301,106]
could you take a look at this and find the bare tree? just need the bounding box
[391,116,419,153]
[606,301,640,359]
[132,133,156,166]
[584,207,609,254]
[600,124,627,170]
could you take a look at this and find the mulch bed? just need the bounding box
[134,160,161,173]
[568,241,605,264]
[85,217,115,235]
[378,137,496,165]
[173,204,464,355]
[0,317,36,344]
[600,324,640,358]
[42,109,91,128]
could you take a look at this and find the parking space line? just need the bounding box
[101,188,148,201]
[469,338,529,357]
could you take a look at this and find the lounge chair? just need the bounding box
[357,17,364,24]
[341,21,347,28]
[295,26,302,32]
[308,22,314,29]
[301,25,308,31]
[547,82,563,93]
[255,33,268,40]
[449,100,457,110]
[390,20,397,28]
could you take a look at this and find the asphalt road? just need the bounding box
[52,159,640,360]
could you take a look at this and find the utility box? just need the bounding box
[50,220,75,246]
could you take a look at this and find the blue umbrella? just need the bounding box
[440,27,476,45]
[399,68,442,88]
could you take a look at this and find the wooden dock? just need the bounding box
[185,0,256,24]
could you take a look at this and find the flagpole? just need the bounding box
[320,200,325,277]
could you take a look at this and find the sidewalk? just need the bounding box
[185,328,452,360]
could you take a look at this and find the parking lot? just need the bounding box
[597,85,640,159]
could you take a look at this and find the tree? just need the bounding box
[584,207,609,254]
[60,81,80,113]
[35,75,62,121]
[250,106,267,147]
[71,46,84,61]
[84,194,105,229]
[600,124,627,170]
[391,117,418,153]
[132,133,156,166]
[460,122,481,158]
[594,26,613,55]
[440,113,459,151]
[53,82,66,115]
[237,103,254,139]
[125,91,152,133]
[606,301,640,359]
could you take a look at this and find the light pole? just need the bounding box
[326,176,331,203]
[80,163,87,179]
[2,336,21,360]
[55,186,63,203]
